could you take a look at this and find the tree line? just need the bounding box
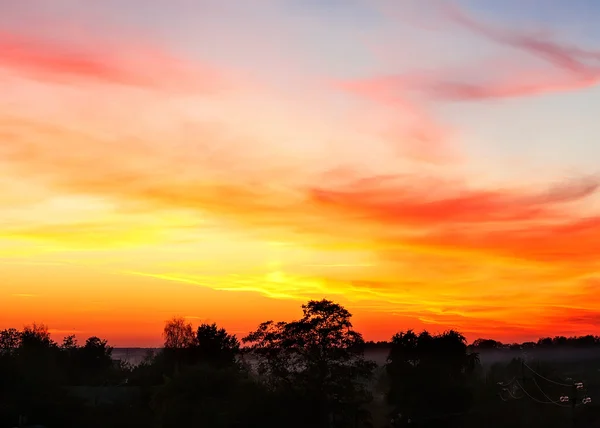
[363,335,600,351]
[468,336,600,350]
[1,299,598,428]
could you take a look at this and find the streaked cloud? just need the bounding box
[0,29,229,93]
[345,1,600,106]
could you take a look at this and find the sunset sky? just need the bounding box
[2,0,600,347]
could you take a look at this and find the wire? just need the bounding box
[531,376,565,406]
[515,380,570,407]
[523,363,592,407]
[523,362,573,388]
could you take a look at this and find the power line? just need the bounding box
[515,379,567,406]
[523,362,591,406]
[531,376,568,407]
[497,361,592,411]
[523,362,572,388]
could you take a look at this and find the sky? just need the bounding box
[1,0,600,347]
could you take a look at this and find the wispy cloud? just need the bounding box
[438,1,600,100]
[0,30,229,93]
[346,1,600,106]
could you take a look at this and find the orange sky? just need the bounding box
[1,1,600,346]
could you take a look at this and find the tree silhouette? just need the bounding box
[162,317,195,349]
[386,330,480,427]
[161,317,195,374]
[243,299,376,428]
[78,336,114,384]
[80,336,113,367]
[195,322,240,367]
[20,323,54,350]
[0,325,89,427]
[0,328,21,354]
[61,334,78,350]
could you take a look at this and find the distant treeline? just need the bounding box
[364,335,600,351]
[468,335,600,350]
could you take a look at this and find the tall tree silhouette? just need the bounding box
[386,330,480,427]
[162,317,195,374]
[77,336,114,384]
[243,299,376,428]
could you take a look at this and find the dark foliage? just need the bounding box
[195,322,240,367]
[151,364,271,428]
[386,329,480,427]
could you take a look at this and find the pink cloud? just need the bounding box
[0,29,228,93]
[437,2,600,99]
[443,3,600,74]
[340,2,600,108]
